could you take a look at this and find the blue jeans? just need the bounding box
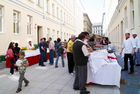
[133,52,137,65]
[136,52,140,64]
[55,52,64,67]
[49,49,54,64]
[133,52,140,65]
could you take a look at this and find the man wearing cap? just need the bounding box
[132,30,140,66]
[120,30,136,74]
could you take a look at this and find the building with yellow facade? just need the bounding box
[103,0,140,51]
[0,0,84,55]
[83,13,92,34]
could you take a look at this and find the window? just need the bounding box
[131,0,135,28]
[60,10,62,20]
[52,3,55,16]
[46,0,50,13]
[60,32,62,39]
[13,10,20,34]
[124,7,128,29]
[27,15,32,35]
[0,6,3,33]
[57,31,59,38]
[52,29,55,39]
[37,0,40,6]
[139,0,140,24]
[28,0,34,3]
[57,7,59,18]
[64,12,65,22]
[47,28,50,39]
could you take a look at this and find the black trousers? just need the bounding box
[39,52,45,66]
[44,51,47,62]
[73,65,87,93]
[124,54,134,72]
[67,52,74,73]
[10,58,15,74]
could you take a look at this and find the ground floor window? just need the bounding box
[0,5,3,33]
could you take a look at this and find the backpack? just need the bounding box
[6,48,14,59]
[58,43,64,54]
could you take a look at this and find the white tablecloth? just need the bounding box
[87,50,121,88]
[24,49,49,58]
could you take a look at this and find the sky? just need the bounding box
[81,0,104,24]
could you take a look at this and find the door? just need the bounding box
[37,26,43,44]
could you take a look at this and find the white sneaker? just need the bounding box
[70,73,74,76]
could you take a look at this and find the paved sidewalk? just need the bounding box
[0,58,120,94]
[118,56,140,94]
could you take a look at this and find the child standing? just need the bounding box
[15,51,29,93]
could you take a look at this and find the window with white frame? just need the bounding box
[124,7,128,29]
[131,0,135,28]
[28,0,34,3]
[46,0,50,13]
[57,7,59,18]
[60,32,62,39]
[52,29,55,39]
[57,31,59,38]
[13,10,20,34]
[64,12,65,22]
[27,15,32,35]
[52,3,55,16]
[60,10,62,20]
[47,28,50,39]
[138,0,140,25]
[37,0,40,6]
[0,6,3,33]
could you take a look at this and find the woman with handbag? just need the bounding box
[6,42,16,75]
[55,38,65,68]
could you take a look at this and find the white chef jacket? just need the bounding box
[122,37,136,54]
[133,36,140,52]
[27,43,34,50]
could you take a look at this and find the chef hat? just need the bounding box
[132,30,137,35]
[125,29,130,34]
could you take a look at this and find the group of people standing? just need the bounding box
[8,29,140,94]
[38,37,65,68]
[38,32,95,94]
[6,42,20,75]
[66,32,95,94]
[66,32,113,94]
[6,31,111,94]
[120,30,140,74]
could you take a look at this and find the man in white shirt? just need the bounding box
[82,32,93,52]
[132,30,140,66]
[48,37,55,65]
[27,41,34,50]
[120,30,136,74]
[73,33,90,94]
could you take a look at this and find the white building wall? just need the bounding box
[0,0,84,55]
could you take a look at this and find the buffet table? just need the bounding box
[87,50,121,88]
[6,49,52,68]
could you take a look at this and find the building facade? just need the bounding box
[103,0,118,35]
[83,13,92,34]
[103,0,140,51]
[0,0,84,55]
[92,23,103,36]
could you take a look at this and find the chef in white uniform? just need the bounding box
[120,29,136,74]
[132,30,140,66]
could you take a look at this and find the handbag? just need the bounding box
[6,49,14,59]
